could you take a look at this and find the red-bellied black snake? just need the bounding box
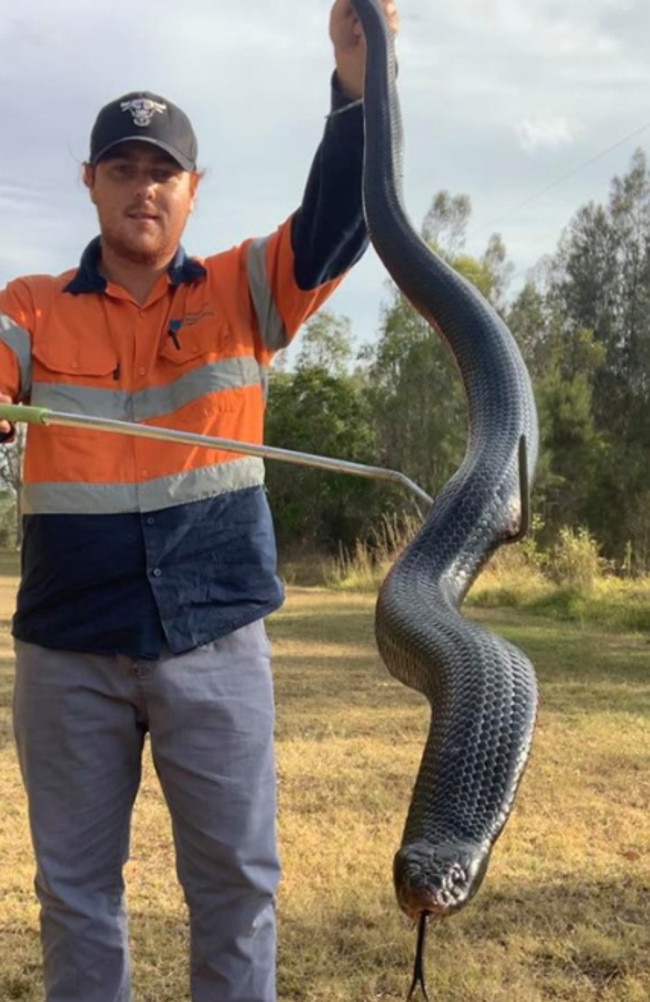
[352,2,540,997]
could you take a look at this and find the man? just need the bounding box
[0,2,399,1001]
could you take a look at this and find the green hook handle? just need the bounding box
[0,403,51,425]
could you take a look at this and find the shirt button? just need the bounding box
[152,568,162,578]
[139,367,146,376]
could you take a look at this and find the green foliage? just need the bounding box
[358,289,467,502]
[421,190,472,255]
[265,362,384,552]
[540,148,650,564]
[525,579,650,632]
[293,310,353,377]
[266,162,650,567]
[265,312,396,552]
[354,192,513,534]
[533,361,608,543]
[545,526,604,589]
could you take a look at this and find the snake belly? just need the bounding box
[352,0,540,921]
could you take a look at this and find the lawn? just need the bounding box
[0,558,648,1000]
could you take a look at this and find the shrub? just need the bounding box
[545,526,603,589]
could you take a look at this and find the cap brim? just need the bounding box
[91,136,195,172]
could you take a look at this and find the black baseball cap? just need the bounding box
[89,91,198,171]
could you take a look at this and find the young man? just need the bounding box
[0,2,399,1001]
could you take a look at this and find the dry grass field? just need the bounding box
[0,554,648,1000]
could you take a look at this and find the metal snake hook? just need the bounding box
[505,434,531,544]
[406,912,431,1001]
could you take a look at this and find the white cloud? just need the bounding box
[515,118,579,154]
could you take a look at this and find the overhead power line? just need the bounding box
[477,118,650,235]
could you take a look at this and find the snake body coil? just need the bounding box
[353,0,540,925]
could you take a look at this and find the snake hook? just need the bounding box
[406,912,431,1001]
[505,434,531,544]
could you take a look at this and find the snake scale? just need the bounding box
[352,1,540,993]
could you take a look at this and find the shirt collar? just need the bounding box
[63,237,207,295]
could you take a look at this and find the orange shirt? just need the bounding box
[0,221,343,515]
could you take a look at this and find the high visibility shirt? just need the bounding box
[0,86,368,658]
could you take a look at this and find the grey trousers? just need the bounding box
[13,622,279,1002]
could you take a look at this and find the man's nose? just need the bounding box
[133,172,158,197]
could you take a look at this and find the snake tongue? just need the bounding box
[394,839,491,920]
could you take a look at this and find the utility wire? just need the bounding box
[476,118,650,236]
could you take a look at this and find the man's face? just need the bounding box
[83,142,200,268]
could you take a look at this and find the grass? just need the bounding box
[0,554,648,1000]
[466,544,650,633]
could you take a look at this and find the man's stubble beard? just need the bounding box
[101,227,171,268]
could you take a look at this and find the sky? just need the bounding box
[2,0,650,355]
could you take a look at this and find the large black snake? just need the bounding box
[352,1,540,995]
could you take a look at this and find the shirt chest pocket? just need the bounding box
[29,336,119,415]
[32,337,118,382]
[157,313,234,367]
[156,316,259,420]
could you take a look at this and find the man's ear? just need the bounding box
[188,170,203,213]
[82,162,97,203]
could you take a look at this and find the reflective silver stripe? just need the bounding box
[260,363,269,402]
[133,357,263,421]
[30,357,263,421]
[247,237,289,350]
[21,456,265,515]
[137,456,264,512]
[22,480,139,515]
[0,312,32,396]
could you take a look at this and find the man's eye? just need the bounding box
[153,170,176,183]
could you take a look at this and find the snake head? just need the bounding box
[393,840,491,921]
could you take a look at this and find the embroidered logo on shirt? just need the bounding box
[168,310,215,332]
[120,98,167,128]
[167,311,215,350]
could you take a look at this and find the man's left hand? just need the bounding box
[329,0,399,100]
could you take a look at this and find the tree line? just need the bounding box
[266,150,650,573]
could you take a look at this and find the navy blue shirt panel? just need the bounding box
[291,84,368,290]
[14,487,284,659]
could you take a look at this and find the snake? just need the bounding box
[351,1,540,996]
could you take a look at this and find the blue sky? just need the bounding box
[2,0,650,352]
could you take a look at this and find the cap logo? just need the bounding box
[120,97,167,128]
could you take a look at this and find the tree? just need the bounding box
[422,191,472,257]
[0,427,25,547]
[506,280,552,380]
[265,312,382,553]
[358,289,466,502]
[545,149,650,562]
[358,192,515,518]
[293,310,353,377]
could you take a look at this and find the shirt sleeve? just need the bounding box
[0,281,35,401]
[245,77,369,356]
[290,74,369,290]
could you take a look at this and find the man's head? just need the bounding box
[83,92,202,271]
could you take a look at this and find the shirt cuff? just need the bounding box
[328,72,363,118]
